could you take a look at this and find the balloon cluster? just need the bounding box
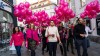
[33,10,49,26]
[55,0,75,22]
[14,2,33,22]
[80,0,100,19]
[49,14,61,25]
[34,10,49,22]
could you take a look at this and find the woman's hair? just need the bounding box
[27,24,31,28]
[77,18,80,23]
[30,23,35,29]
[59,22,63,26]
[13,26,20,34]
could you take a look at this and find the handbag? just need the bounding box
[28,30,37,50]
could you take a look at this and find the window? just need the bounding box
[0,9,13,48]
[80,0,86,7]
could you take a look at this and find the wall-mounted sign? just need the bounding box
[0,0,12,12]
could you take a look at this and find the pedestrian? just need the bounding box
[26,23,40,56]
[74,18,88,56]
[58,22,67,56]
[19,24,24,32]
[45,20,61,56]
[26,24,31,50]
[67,24,75,55]
[10,26,24,56]
[83,21,96,48]
[42,26,48,55]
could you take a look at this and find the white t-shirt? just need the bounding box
[45,26,60,42]
[85,26,93,37]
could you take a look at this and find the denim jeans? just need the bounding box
[15,46,21,56]
[67,38,74,53]
[48,42,57,56]
[75,38,88,56]
[31,50,35,56]
[60,39,67,56]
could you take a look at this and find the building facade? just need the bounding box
[31,0,57,16]
[0,0,17,48]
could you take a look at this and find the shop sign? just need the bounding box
[0,1,12,12]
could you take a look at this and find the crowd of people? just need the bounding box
[9,18,96,56]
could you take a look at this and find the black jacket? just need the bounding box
[74,24,86,40]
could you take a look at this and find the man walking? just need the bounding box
[74,18,88,56]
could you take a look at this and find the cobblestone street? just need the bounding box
[0,41,100,56]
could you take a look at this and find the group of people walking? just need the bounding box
[10,18,95,56]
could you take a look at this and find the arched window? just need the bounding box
[80,0,86,7]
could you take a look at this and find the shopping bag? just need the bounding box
[9,43,16,54]
[9,43,16,50]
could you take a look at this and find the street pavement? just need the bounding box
[0,41,100,56]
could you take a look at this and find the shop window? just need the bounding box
[96,14,100,35]
[0,9,13,48]
[80,0,86,7]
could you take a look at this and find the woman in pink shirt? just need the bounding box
[26,23,40,56]
[10,26,24,56]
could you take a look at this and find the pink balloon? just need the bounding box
[14,9,20,17]
[41,18,45,22]
[91,1,99,10]
[30,15,36,22]
[18,17,23,22]
[34,22,39,26]
[18,3,25,9]
[37,11,41,16]
[63,2,69,7]
[26,9,32,16]
[66,9,73,14]
[56,19,61,24]
[37,16,42,22]
[23,21,27,24]
[41,10,45,14]
[63,7,68,13]
[42,15,46,18]
[65,16,70,19]
[25,20,30,24]
[90,10,97,16]
[14,5,19,9]
[88,15,93,19]
[50,16,55,21]
[26,17,31,22]
[42,23,48,26]
[34,12,38,16]
[45,13,48,17]
[60,0,65,5]
[20,9,26,16]
[86,3,92,11]
[96,4,100,13]
[84,10,90,15]
[25,2,30,8]
[70,13,75,18]
[59,5,64,10]
[80,13,86,18]
[57,12,63,16]
[55,7,59,13]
